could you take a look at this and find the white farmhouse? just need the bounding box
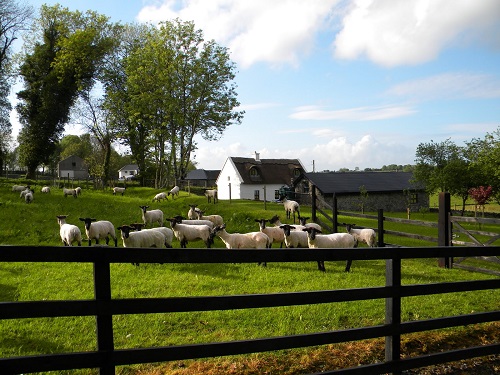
[216,152,305,201]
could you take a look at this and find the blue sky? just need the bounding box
[12,0,500,172]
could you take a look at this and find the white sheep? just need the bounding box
[139,205,164,227]
[12,185,27,192]
[210,223,271,266]
[195,210,224,226]
[41,186,51,193]
[63,188,77,198]
[79,217,118,247]
[20,188,31,199]
[280,196,300,223]
[255,218,284,248]
[113,187,126,196]
[279,224,309,248]
[152,192,168,202]
[268,215,306,231]
[187,204,202,220]
[167,217,213,248]
[56,215,82,246]
[172,215,215,229]
[204,189,218,203]
[75,187,82,196]
[303,227,356,272]
[344,223,377,248]
[117,225,166,265]
[167,185,180,198]
[298,216,322,231]
[130,223,174,248]
[24,190,34,204]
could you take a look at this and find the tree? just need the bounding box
[16,5,116,179]
[469,185,493,218]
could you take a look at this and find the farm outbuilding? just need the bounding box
[57,155,89,179]
[216,152,306,201]
[184,169,220,187]
[293,171,428,212]
[118,164,139,180]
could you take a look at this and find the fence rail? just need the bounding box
[1,245,499,375]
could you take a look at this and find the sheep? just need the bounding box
[172,215,215,229]
[344,223,377,248]
[12,185,27,192]
[41,186,51,193]
[303,227,356,272]
[24,190,34,204]
[210,223,271,266]
[20,188,31,199]
[188,204,202,220]
[117,225,166,266]
[56,215,82,246]
[167,217,213,248]
[139,205,164,227]
[268,215,306,231]
[79,217,118,247]
[63,188,77,198]
[298,216,322,231]
[195,210,224,226]
[280,196,300,223]
[279,224,309,248]
[130,223,173,248]
[75,187,82,196]
[113,187,126,196]
[204,189,218,203]
[255,218,284,248]
[167,185,180,199]
[152,192,168,202]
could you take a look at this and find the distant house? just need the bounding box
[58,155,88,179]
[293,171,428,212]
[119,164,139,180]
[184,169,220,187]
[216,152,306,201]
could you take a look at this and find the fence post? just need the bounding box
[311,185,317,223]
[94,260,115,375]
[378,209,384,247]
[385,253,401,374]
[438,192,452,268]
[332,194,338,233]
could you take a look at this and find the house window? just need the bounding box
[72,162,76,167]
[254,190,260,200]
[274,190,280,199]
[250,168,259,177]
[410,193,418,204]
[293,168,301,177]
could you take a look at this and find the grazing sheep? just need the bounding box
[75,187,82,196]
[117,225,166,266]
[280,196,300,223]
[188,204,202,220]
[204,189,218,203]
[298,216,322,231]
[20,188,31,199]
[195,210,224,226]
[152,192,168,202]
[139,205,164,227]
[113,187,126,196]
[24,190,34,204]
[344,223,377,248]
[130,223,174,248]
[63,188,77,198]
[172,215,215,229]
[210,223,271,266]
[167,185,180,198]
[41,186,51,193]
[255,218,284,248]
[79,217,118,247]
[12,185,27,192]
[56,215,82,246]
[167,217,213,248]
[303,227,356,272]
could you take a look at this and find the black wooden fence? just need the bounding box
[1,245,499,375]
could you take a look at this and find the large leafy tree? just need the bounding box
[16,5,116,179]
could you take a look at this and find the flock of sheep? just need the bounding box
[11,184,376,272]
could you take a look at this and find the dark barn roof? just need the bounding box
[230,157,304,185]
[299,171,422,194]
[186,169,220,180]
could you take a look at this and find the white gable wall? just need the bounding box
[216,158,242,200]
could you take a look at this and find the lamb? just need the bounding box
[195,210,224,226]
[75,187,82,196]
[187,204,202,220]
[41,186,51,193]
[210,223,271,266]
[152,192,168,202]
[24,190,34,204]
[130,223,174,248]
[344,223,377,248]
[113,187,126,196]
[204,189,218,203]
[79,217,118,247]
[12,185,27,192]
[255,218,284,248]
[172,215,215,229]
[167,217,213,248]
[298,216,322,231]
[167,185,180,198]
[56,215,82,246]
[117,225,166,265]
[280,196,300,223]
[139,205,164,227]
[63,188,77,198]
[303,227,356,272]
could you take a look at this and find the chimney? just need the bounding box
[254,151,260,162]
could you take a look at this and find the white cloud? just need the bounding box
[289,105,416,121]
[333,0,500,67]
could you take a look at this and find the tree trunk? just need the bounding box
[25,166,36,180]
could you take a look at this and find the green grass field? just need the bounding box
[0,181,499,374]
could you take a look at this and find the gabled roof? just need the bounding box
[229,157,305,185]
[298,171,423,194]
[186,169,220,180]
[119,164,139,171]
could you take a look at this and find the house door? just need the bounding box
[254,190,260,200]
